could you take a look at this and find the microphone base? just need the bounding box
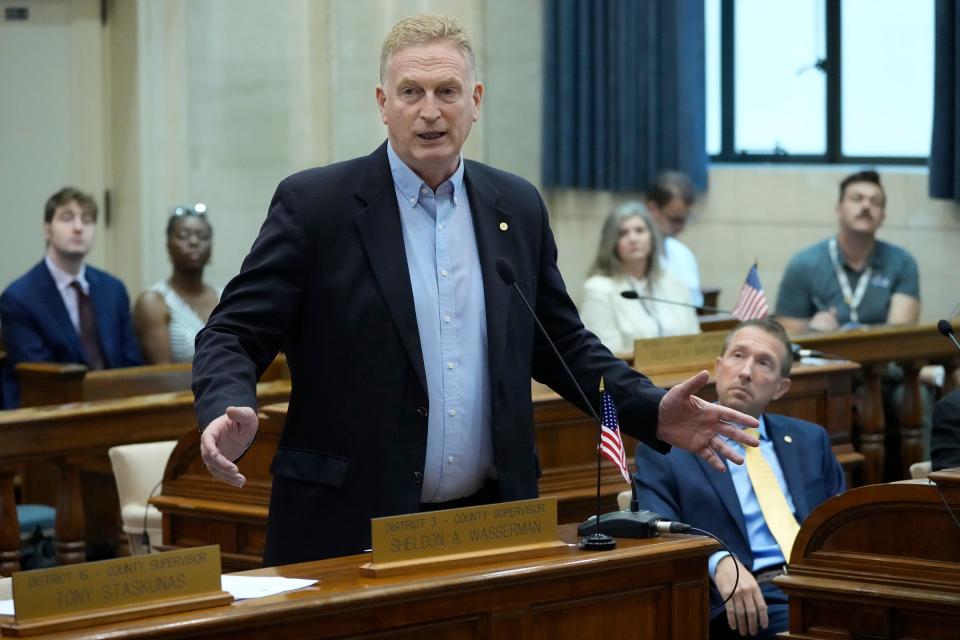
[577,510,662,539]
[578,532,617,551]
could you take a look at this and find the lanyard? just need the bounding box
[627,276,663,338]
[827,237,871,324]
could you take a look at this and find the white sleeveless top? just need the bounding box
[148,281,219,363]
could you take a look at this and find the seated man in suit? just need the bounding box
[932,388,960,471]
[635,318,845,639]
[0,187,142,408]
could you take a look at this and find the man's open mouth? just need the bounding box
[418,132,445,140]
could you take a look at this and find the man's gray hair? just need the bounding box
[380,14,477,83]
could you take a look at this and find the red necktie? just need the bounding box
[69,281,105,370]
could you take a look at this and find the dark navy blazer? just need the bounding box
[634,413,845,612]
[193,142,670,566]
[0,260,143,407]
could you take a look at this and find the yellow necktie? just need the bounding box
[743,427,800,559]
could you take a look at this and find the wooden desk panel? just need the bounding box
[16,355,289,408]
[795,322,960,483]
[776,469,960,638]
[0,381,291,575]
[0,525,717,639]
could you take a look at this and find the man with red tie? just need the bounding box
[0,187,142,408]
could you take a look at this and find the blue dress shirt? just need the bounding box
[708,415,799,577]
[387,144,493,502]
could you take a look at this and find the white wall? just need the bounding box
[0,0,106,289]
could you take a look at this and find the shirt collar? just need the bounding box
[721,412,768,446]
[387,141,464,207]
[45,255,88,294]
[833,235,882,271]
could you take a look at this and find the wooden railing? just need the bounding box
[794,322,960,483]
[0,379,292,576]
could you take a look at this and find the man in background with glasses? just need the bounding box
[645,171,704,307]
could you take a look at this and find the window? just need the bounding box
[706,0,933,163]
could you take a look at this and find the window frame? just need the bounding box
[711,0,928,165]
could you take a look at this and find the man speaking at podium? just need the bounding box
[192,14,759,567]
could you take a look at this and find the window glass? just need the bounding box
[706,0,721,156]
[841,0,933,157]
[734,0,827,155]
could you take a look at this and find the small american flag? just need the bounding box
[731,264,769,320]
[599,381,631,485]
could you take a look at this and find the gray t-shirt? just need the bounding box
[775,237,919,326]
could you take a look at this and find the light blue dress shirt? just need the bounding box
[707,415,799,578]
[387,144,493,503]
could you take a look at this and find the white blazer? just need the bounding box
[580,272,701,355]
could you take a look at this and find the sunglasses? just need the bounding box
[170,203,208,217]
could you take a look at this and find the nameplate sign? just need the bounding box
[633,331,727,369]
[4,546,231,636]
[361,498,567,577]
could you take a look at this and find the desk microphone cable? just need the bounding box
[685,526,742,613]
[138,480,164,555]
[930,478,960,531]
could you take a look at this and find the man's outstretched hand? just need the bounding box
[657,371,759,471]
[199,406,259,487]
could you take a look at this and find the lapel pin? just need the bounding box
[783,435,793,444]
[499,221,509,231]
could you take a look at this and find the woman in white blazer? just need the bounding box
[580,202,700,355]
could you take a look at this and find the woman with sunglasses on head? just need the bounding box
[134,205,220,363]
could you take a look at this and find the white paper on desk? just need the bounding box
[221,575,317,600]
[0,577,317,617]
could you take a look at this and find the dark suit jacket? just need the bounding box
[0,260,143,408]
[932,389,960,471]
[193,142,669,566]
[634,413,845,612]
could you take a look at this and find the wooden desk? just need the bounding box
[0,524,718,639]
[155,361,858,571]
[776,469,960,639]
[15,356,289,408]
[795,322,960,483]
[8,357,288,563]
[0,380,291,576]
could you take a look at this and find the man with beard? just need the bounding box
[774,170,919,334]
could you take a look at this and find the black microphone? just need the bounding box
[789,343,829,361]
[576,473,692,538]
[619,290,731,315]
[938,319,960,352]
[495,258,616,550]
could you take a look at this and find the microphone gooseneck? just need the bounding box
[495,257,615,551]
[495,258,517,286]
[619,290,730,315]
